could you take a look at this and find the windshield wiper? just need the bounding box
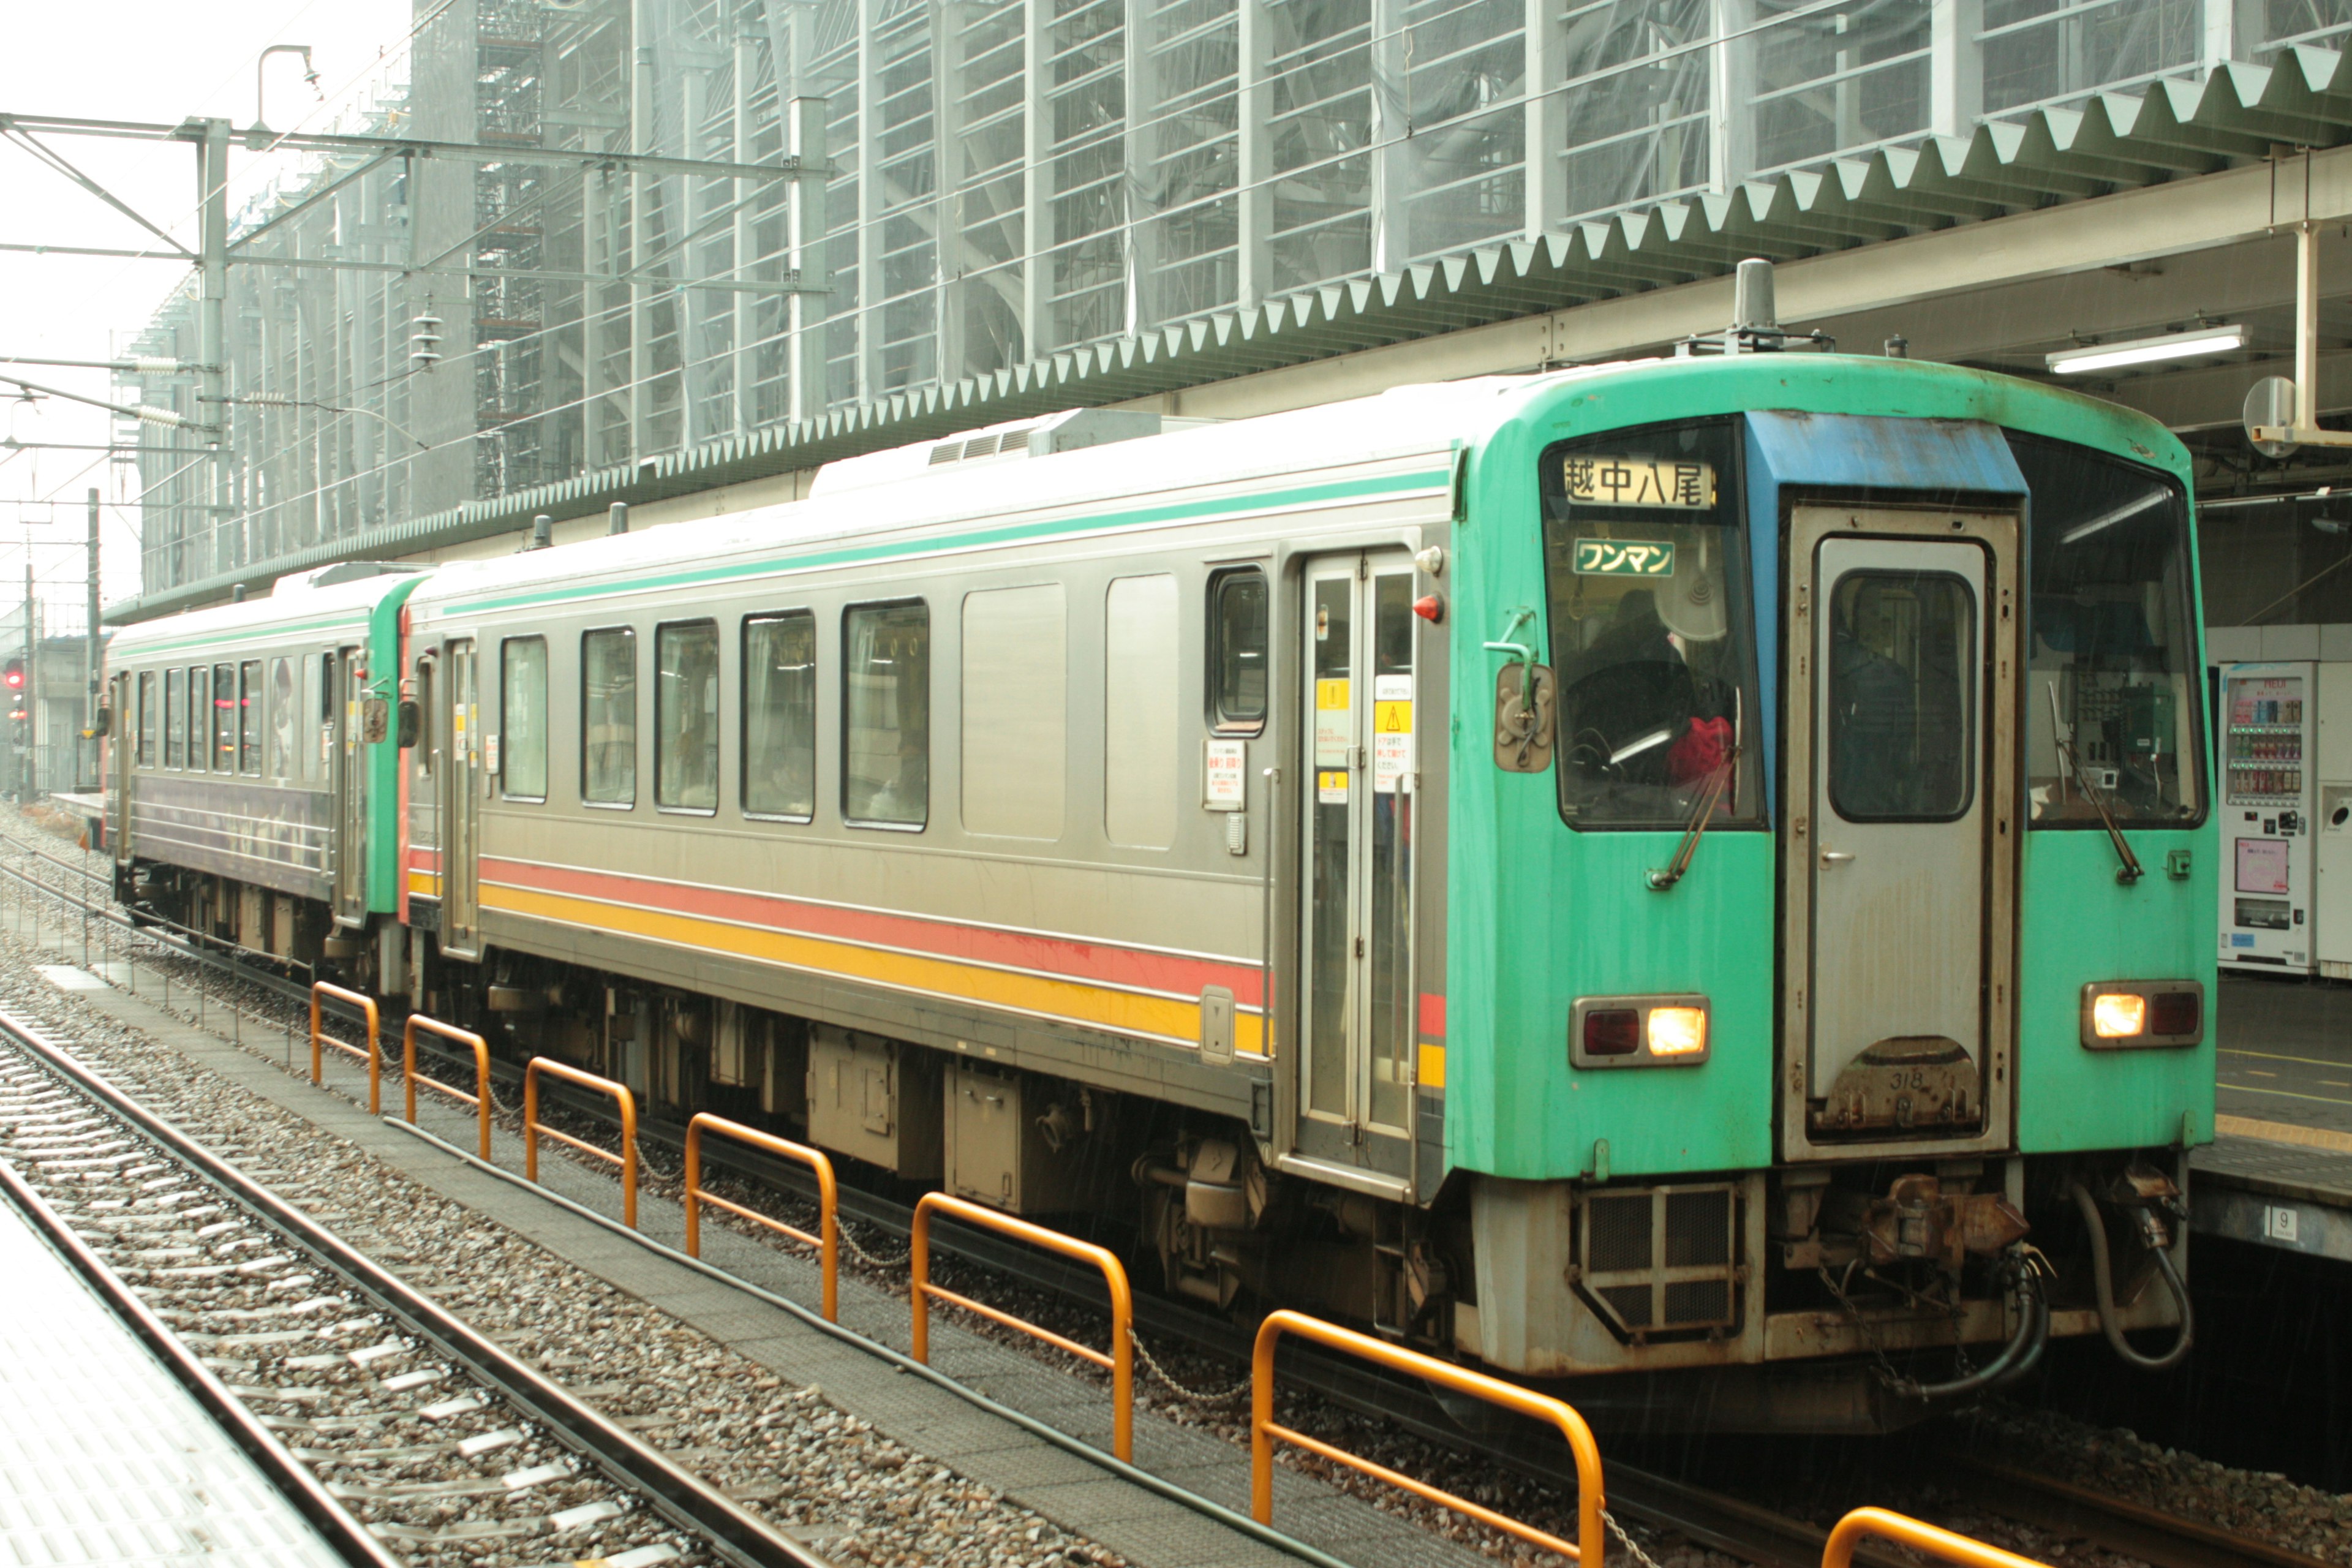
[1648,746,1738,892]
[2047,682,2144,885]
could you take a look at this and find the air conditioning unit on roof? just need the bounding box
[809,407,1188,497]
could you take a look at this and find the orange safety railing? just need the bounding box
[1252,1310,1605,1564]
[911,1193,1133,1461]
[522,1058,639,1229]
[403,1014,494,1161]
[308,982,382,1115]
[1824,1509,2049,1568]
[684,1114,839,1321]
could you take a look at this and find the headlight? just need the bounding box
[2079,981,2203,1049]
[2091,992,2146,1039]
[1572,995,1710,1068]
[1646,1006,1708,1056]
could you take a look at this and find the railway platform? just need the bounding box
[0,1171,350,1567]
[2192,973,2352,1263]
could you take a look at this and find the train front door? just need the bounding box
[1782,507,2019,1161]
[442,638,481,955]
[1292,551,1419,1180]
[332,648,369,925]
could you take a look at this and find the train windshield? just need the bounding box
[2011,434,2204,827]
[1539,418,1765,829]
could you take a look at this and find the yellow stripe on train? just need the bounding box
[480,882,1267,1057]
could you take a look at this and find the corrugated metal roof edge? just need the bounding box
[108,45,2352,625]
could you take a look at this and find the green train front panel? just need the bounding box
[1444,356,2218,1183]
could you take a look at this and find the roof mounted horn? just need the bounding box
[1675,258,1836,358]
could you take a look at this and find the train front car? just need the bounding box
[1447,355,2214,1430]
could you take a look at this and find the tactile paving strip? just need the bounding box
[0,1190,349,1567]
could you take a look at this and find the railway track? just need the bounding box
[0,821,2337,1568]
[0,1003,830,1568]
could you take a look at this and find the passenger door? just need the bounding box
[1782,507,2018,1161]
[332,648,369,926]
[1292,551,1419,1180]
[441,638,481,956]
[108,671,132,867]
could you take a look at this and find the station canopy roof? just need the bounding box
[111,45,2352,623]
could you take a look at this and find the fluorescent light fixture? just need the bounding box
[2047,326,2245,375]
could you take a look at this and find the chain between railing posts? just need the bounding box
[683,1112,838,1321]
[1250,1309,1606,1564]
[403,1014,492,1161]
[308,981,381,1115]
[1822,1509,2050,1568]
[910,1192,1133,1461]
[522,1057,639,1229]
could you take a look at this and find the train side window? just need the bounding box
[212,662,238,771]
[1106,574,1178,849]
[165,667,186,768]
[1207,568,1268,735]
[136,672,157,767]
[743,612,815,821]
[657,620,719,812]
[842,600,929,829]
[265,658,295,778]
[502,636,549,801]
[190,666,213,771]
[962,584,1066,840]
[239,659,263,775]
[582,627,637,807]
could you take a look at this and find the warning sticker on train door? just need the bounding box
[1317,769,1349,804]
[1314,679,1351,767]
[1204,739,1246,809]
[1373,676,1413,793]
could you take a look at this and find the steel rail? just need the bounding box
[0,1152,402,1568]
[0,1004,831,1568]
[1943,1456,2337,1568]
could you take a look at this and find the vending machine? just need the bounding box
[2219,662,2315,972]
[2320,663,2352,981]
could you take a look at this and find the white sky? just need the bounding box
[0,0,411,627]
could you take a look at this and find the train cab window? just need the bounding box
[238,660,263,775]
[2008,435,2203,827]
[743,612,815,821]
[582,627,636,807]
[1827,572,1975,820]
[843,601,929,828]
[165,667,186,768]
[1208,568,1268,735]
[502,636,549,801]
[136,672,157,767]
[1540,419,1764,830]
[657,620,719,812]
[210,664,236,772]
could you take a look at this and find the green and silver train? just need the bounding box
[104,301,2214,1431]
